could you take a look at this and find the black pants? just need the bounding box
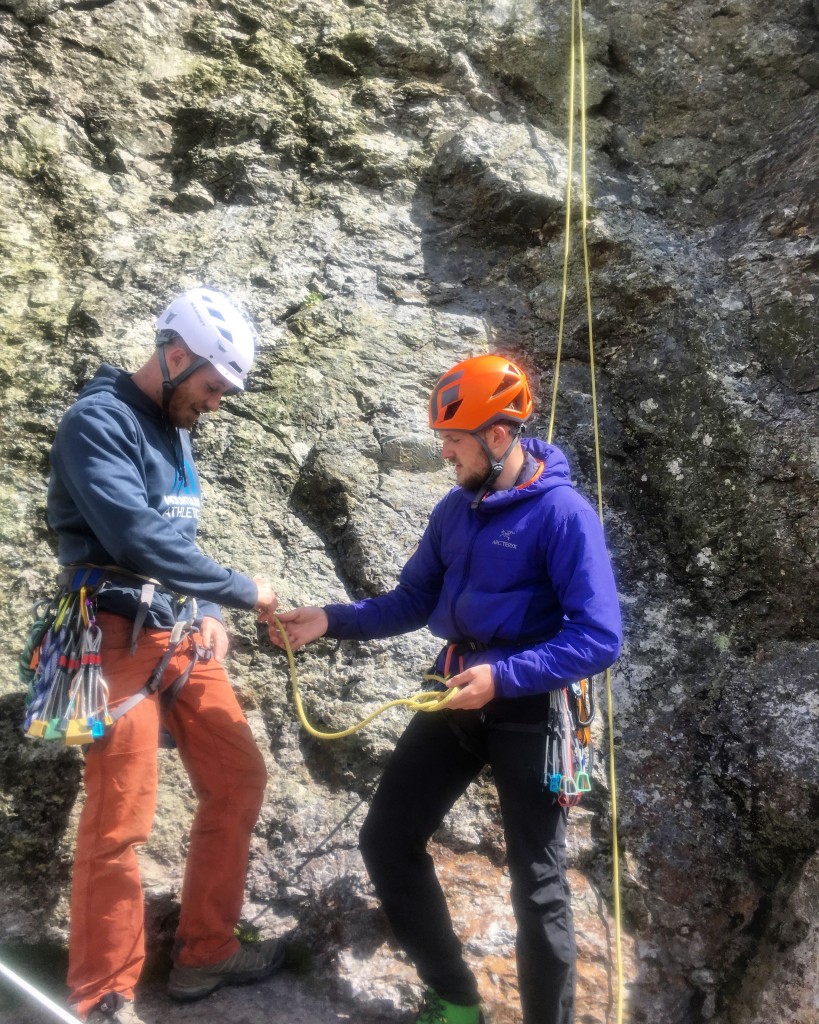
[359,709,575,1024]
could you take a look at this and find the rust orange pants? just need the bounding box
[68,612,268,1018]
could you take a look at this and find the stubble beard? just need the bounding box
[457,451,492,492]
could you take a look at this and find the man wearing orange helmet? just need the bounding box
[272,354,622,1024]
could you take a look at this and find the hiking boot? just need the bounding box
[415,988,485,1024]
[167,937,286,1001]
[85,993,146,1023]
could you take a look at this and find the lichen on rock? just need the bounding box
[0,2,816,1023]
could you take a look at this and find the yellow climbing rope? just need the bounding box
[271,614,457,740]
[549,2,625,1020]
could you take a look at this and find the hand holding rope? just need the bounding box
[270,613,458,740]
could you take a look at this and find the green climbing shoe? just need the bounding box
[414,988,485,1024]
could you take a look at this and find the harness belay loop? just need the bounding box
[545,676,597,806]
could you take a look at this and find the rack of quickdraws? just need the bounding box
[545,677,596,807]
[20,585,112,746]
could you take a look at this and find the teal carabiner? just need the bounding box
[44,718,64,741]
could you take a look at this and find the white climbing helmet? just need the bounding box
[155,287,256,390]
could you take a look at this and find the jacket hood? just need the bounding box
[80,363,163,422]
[79,363,189,490]
[473,435,574,511]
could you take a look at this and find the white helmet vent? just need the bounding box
[155,287,255,390]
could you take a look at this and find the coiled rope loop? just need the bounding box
[271,614,457,740]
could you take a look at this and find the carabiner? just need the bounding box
[576,676,596,727]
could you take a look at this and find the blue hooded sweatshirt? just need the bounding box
[47,364,258,628]
[324,437,622,701]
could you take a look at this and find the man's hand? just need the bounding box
[269,606,329,651]
[444,663,496,710]
[253,576,278,622]
[200,616,229,662]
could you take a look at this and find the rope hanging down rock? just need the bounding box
[549,1,624,1019]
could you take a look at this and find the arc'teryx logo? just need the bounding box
[493,528,518,550]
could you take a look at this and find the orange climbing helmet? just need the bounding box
[428,354,533,432]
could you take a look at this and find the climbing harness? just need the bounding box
[550,0,625,1017]
[438,642,597,806]
[20,565,210,746]
[271,614,457,740]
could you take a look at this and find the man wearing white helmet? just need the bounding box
[47,288,285,1024]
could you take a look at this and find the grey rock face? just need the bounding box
[0,2,816,1023]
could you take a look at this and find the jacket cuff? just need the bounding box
[323,603,361,639]
[196,600,223,623]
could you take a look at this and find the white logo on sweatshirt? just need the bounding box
[163,494,201,520]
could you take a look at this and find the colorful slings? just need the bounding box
[22,566,211,746]
[544,677,596,807]
[23,586,113,745]
[23,565,213,749]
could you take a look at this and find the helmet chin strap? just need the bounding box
[469,428,523,510]
[157,344,208,418]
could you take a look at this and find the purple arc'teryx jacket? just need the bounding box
[324,437,622,700]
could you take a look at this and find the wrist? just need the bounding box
[253,576,273,608]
